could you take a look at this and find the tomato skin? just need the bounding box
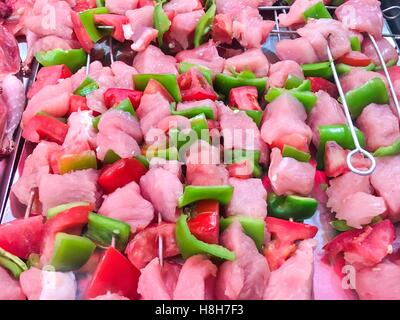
[93,14,128,42]
[85,247,140,300]
[144,79,174,102]
[71,11,93,53]
[0,216,44,259]
[270,133,309,153]
[264,217,318,270]
[69,95,89,113]
[308,77,339,98]
[103,88,143,109]
[188,200,220,244]
[22,115,69,145]
[98,158,148,194]
[228,159,253,179]
[336,52,372,67]
[178,69,217,102]
[28,65,72,99]
[229,86,261,111]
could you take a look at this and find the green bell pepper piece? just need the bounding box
[135,154,150,168]
[220,216,265,251]
[133,74,182,102]
[171,103,215,119]
[330,0,344,5]
[178,62,213,85]
[58,151,98,174]
[373,139,400,157]
[79,7,109,43]
[374,59,398,71]
[265,87,317,113]
[215,73,267,96]
[224,149,262,178]
[0,247,28,279]
[194,3,216,47]
[190,113,210,143]
[169,127,197,151]
[35,48,87,73]
[74,76,99,96]
[27,253,40,269]
[146,146,179,161]
[345,77,389,119]
[303,1,332,20]
[301,61,333,79]
[50,233,96,272]
[244,110,263,127]
[267,193,318,221]
[93,99,136,131]
[103,150,121,164]
[176,215,235,260]
[96,0,105,7]
[350,36,361,52]
[330,219,353,232]
[316,124,366,169]
[282,145,311,162]
[154,1,171,47]
[47,201,90,218]
[336,63,376,76]
[179,185,234,207]
[84,213,131,251]
[285,75,304,90]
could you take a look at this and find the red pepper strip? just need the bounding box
[93,14,128,42]
[188,200,219,244]
[264,217,318,271]
[73,0,96,12]
[41,205,93,265]
[262,175,271,191]
[22,114,68,145]
[0,216,44,259]
[307,77,339,99]
[86,247,140,300]
[27,65,72,99]
[103,88,143,110]
[98,158,148,194]
[143,79,175,103]
[336,51,372,67]
[229,86,262,111]
[69,95,89,114]
[324,220,395,267]
[71,11,93,53]
[177,68,217,102]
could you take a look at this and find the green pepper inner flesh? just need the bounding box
[179,185,234,207]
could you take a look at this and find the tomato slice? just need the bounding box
[71,11,93,53]
[94,14,128,42]
[98,158,148,194]
[336,52,372,67]
[103,88,143,109]
[144,79,175,103]
[73,0,96,11]
[28,65,72,99]
[270,133,309,153]
[308,77,339,98]
[227,159,253,179]
[188,200,220,244]
[0,216,44,259]
[85,247,140,300]
[229,86,261,111]
[22,114,69,145]
[178,68,217,102]
[264,217,318,271]
[69,95,89,114]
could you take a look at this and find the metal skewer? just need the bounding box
[157,212,164,267]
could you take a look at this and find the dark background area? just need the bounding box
[381,0,400,47]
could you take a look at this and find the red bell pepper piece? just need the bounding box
[324,219,395,268]
[71,11,93,53]
[27,65,72,99]
[125,222,180,269]
[86,247,140,300]
[144,79,175,103]
[229,86,262,111]
[93,14,128,42]
[103,88,143,110]
[188,200,219,244]
[262,175,271,191]
[336,51,372,67]
[178,68,217,102]
[22,114,69,145]
[264,217,318,271]
[227,159,253,179]
[308,77,339,99]
[73,0,96,12]
[69,95,89,113]
[0,216,44,259]
[98,158,148,194]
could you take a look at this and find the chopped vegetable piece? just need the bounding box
[74,76,99,96]
[335,62,376,76]
[178,68,217,101]
[308,77,339,98]
[178,62,213,85]
[303,1,332,20]
[330,219,354,232]
[190,113,210,142]
[194,3,216,47]
[79,7,109,43]
[285,75,304,90]
[22,114,68,144]
[103,149,121,164]
[188,202,219,244]
[93,14,128,42]
[176,215,235,260]
[50,233,96,272]
[69,95,89,113]
[301,61,332,79]
[267,193,318,221]
[35,49,87,73]
[373,139,400,157]
[47,202,92,218]
[350,36,361,52]
[103,88,143,109]
[133,74,181,102]
[229,86,261,111]
[179,185,234,207]
[84,213,131,251]
[171,103,215,119]
[337,52,372,67]
[153,1,171,47]
[215,72,267,96]
[265,87,317,113]
[0,247,28,279]
[57,150,98,174]
[282,144,311,162]
[220,216,265,251]
[243,110,263,127]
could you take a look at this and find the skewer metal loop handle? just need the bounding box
[382,6,400,20]
[326,44,376,176]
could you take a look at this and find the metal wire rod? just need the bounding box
[158,212,164,267]
[269,29,400,39]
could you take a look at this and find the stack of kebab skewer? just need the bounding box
[0,0,400,300]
